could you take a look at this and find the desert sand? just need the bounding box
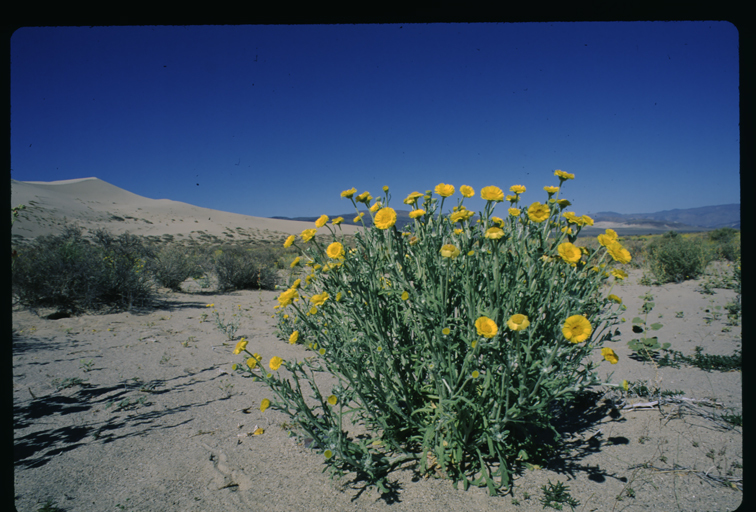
[11,179,742,511]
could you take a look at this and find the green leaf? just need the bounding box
[632,317,643,324]
[650,323,663,330]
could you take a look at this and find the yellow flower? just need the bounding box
[558,242,582,263]
[475,316,498,338]
[440,244,460,259]
[460,185,474,197]
[507,314,530,331]
[409,236,419,245]
[527,202,550,223]
[409,209,426,219]
[354,212,365,223]
[492,216,504,226]
[554,169,575,180]
[435,183,455,197]
[341,187,357,198]
[601,347,619,364]
[374,207,397,229]
[608,294,622,304]
[544,186,559,195]
[485,227,505,240]
[450,209,474,223]
[401,291,409,301]
[289,330,299,344]
[454,228,464,235]
[327,242,345,259]
[403,191,423,205]
[442,327,450,335]
[324,449,333,459]
[283,235,296,248]
[369,202,381,213]
[291,279,301,289]
[505,194,518,202]
[277,288,299,307]
[253,427,264,436]
[311,292,329,306]
[580,215,594,226]
[336,292,342,301]
[563,211,579,224]
[247,354,261,368]
[269,356,283,371]
[355,191,372,204]
[508,208,521,216]
[472,370,480,379]
[607,242,632,264]
[382,185,389,192]
[556,199,571,208]
[315,214,329,228]
[290,256,301,268]
[327,395,338,406]
[611,269,628,280]
[332,216,344,225]
[622,379,629,391]
[480,185,504,202]
[563,315,592,343]
[206,303,214,308]
[233,338,248,355]
[510,184,526,194]
[261,398,271,412]
[301,228,317,242]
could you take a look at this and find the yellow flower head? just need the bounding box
[442,327,450,335]
[315,214,329,228]
[492,216,504,226]
[506,194,518,202]
[450,209,474,223]
[435,183,455,197]
[327,242,345,259]
[261,398,271,412]
[510,184,526,194]
[289,256,301,268]
[608,294,622,304]
[341,187,357,198]
[277,288,299,307]
[332,216,344,225]
[554,169,575,181]
[601,347,619,364]
[580,215,594,226]
[403,191,423,205]
[311,292,329,307]
[327,395,338,406]
[475,316,498,338]
[233,338,248,355]
[481,185,504,202]
[562,315,592,343]
[544,186,559,195]
[291,278,301,289]
[355,191,372,204]
[247,354,261,369]
[382,185,389,193]
[409,209,426,219]
[354,212,365,223]
[300,228,317,243]
[401,291,409,301]
[289,330,299,344]
[607,242,632,264]
[369,202,382,212]
[485,227,505,240]
[556,199,571,208]
[284,235,296,248]
[508,208,521,216]
[374,207,397,229]
[472,370,480,379]
[459,185,474,198]
[558,242,582,264]
[507,314,530,331]
[527,202,550,223]
[611,269,628,280]
[269,356,283,371]
[440,244,460,259]
[622,379,629,391]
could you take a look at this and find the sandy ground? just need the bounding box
[12,266,742,512]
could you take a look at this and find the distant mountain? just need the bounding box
[589,204,740,229]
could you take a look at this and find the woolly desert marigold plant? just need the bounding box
[233,170,629,496]
[301,229,317,243]
[316,215,329,228]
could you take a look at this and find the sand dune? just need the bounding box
[11,177,361,244]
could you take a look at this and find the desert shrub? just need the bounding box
[149,243,201,290]
[708,227,740,262]
[646,231,714,284]
[230,172,630,494]
[213,245,278,292]
[12,226,155,312]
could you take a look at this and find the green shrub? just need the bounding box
[231,173,630,494]
[12,226,155,312]
[708,227,740,262]
[149,243,200,290]
[213,246,278,292]
[646,231,714,283]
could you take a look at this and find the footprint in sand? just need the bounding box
[201,442,252,492]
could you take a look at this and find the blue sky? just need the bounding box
[10,22,740,219]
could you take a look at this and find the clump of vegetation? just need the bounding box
[148,243,201,290]
[12,226,155,312]
[708,227,740,262]
[645,231,714,283]
[232,172,631,494]
[213,245,279,292]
